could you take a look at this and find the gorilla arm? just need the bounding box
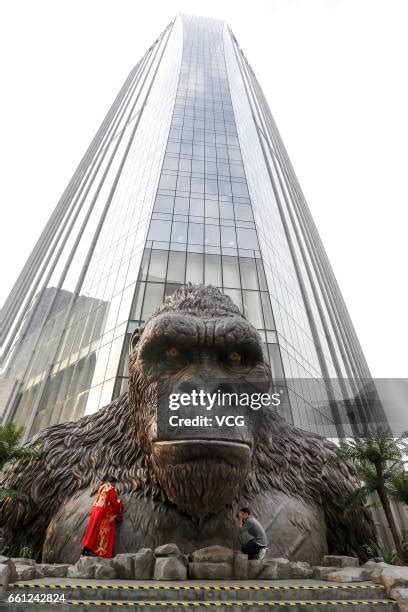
[0,393,142,557]
[246,411,375,561]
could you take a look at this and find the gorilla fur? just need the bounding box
[0,285,375,563]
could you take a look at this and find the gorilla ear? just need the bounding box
[129,327,144,356]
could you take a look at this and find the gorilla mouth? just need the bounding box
[153,439,251,467]
[151,439,252,517]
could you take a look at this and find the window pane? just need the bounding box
[205,225,220,247]
[167,251,186,283]
[234,204,253,221]
[171,221,187,243]
[261,292,275,329]
[148,250,168,283]
[159,174,177,190]
[239,258,258,289]
[190,198,204,216]
[174,197,189,214]
[232,181,249,197]
[223,288,242,312]
[141,283,164,321]
[236,228,259,250]
[222,256,240,288]
[154,194,174,214]
[205,200,219,219]
[186,252,204,284]
[130,282,145,320]
[148,220,171,242]
[243,290,264,328]
[205,254,222,285]
[188,222,204,245]
[219,202,234,219]
[221,226,237,248]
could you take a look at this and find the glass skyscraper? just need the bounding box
[0,15,383,440]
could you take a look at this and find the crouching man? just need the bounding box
[237,507,267,559]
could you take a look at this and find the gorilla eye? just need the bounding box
[165,347,179,359]
[227,351,242,363]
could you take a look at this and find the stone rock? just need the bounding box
[370,562,392,581]
[113,554,134,580]
[290,561,313,579]
[36,564,70,578]
[0,564,10,587]
[94,559,116,580]
[362,559,378,568]
[373,565,408,595]
[233,553,248,580]
[321,555,359,568]
[258,563,278,580]
[15,564,36,580]
[67,556,97,579]
[154,557,187,580]
[326,567,373,582]
[154,543,181,557]
[192,546,234,564]
[313,566,339,580]
[134,548,154,579]
[188,561,232,580]
[0,557,17,583]
[11,558,36,567]
[248,560,263,579]
[390,587,408,612]
[268,558,292,579]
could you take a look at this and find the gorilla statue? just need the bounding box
[0,285,375,564]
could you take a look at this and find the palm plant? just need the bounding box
[0,423,41,500]
[335,432,408,565]
[389,470,408,506]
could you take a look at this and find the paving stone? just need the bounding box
[112,554,134,580]
[290,561,313,579]
[326,566,373,582]
[192,545,234,564]
[268,557,292,579]
[154,543,181,557]
[312,565,339,579]
[390,587,408,612]
[257,563,278,580]
[134,548,154,579]
[15,564,36,580]
[233,553,248,579]
[11,558,36,567]
[373,565,408,595]
[67,556,97,579]
[0,563,10,587]
[188,561,233,580]
[0,557,17,583]
[248,560,263,579]
[321,555,359,568]
[154,556,187,580]
[94,559,116,580]
[36,564,70,578]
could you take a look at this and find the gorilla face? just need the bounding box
[128,296,271,517]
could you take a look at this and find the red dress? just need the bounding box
[82,484,123,558]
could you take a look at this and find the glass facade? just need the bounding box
[0,15,383,439]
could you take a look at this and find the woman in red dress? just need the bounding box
[81,477,123,558]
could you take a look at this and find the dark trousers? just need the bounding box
[241,540,263,556]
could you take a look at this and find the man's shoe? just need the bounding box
[258,547,267,560]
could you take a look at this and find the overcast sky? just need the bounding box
[0,0,406,378]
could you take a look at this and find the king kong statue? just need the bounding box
[0,284,375,564]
